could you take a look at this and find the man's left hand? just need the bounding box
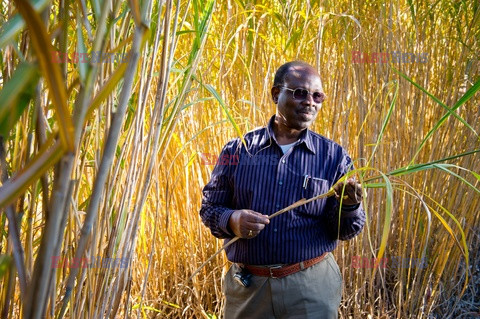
[333,178,363,206]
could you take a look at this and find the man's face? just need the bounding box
[272,66,324,131]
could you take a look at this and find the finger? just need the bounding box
[244,221,266,231]
[240,225,253,238]
[245,211,270,224]
[242,226,262,238]
[340,185,354,199]
[355,186,363,199]
[334,188,345,200]
[347,183,359,199]
[335,180,356,193]
[335,180,363,201]
[346,180,362,197]
[353,183,363,201]
[333,182,344,193]
[335,191,349,201]
[247,230,260,238]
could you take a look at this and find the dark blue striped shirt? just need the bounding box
[200,115,365,264]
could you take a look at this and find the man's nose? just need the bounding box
[303,92,315,105]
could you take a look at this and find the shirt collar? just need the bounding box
[258,115,316,155]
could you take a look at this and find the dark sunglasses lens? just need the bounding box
[312,92,325,103]
[293,89,308,100]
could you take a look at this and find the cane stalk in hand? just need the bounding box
[188,188,340,281]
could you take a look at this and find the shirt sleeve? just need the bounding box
[325,149,366,241]
[199,139,239,239]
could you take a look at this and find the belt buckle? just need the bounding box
[268,265,283,278]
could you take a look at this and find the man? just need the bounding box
[200,61,365,319]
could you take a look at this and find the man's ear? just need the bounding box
[271,86,280,104]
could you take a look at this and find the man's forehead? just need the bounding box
[285,66,319,80]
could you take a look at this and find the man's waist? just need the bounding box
[237,252,329,278]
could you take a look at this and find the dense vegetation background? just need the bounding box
[0,0,479,318]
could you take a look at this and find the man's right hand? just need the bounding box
[228,209,270,239]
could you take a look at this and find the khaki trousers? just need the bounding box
[223,253,342,319]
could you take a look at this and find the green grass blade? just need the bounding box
[0,0,49,48]
[452,77,480,110]
[432,164,480,194]
[86,62,128,124]
[0,138,63,208]
[90,0,101,21]
[0,62,39,136]
[368,80,398,166]
[14,0,74,151]
[375,172,393,263]
[421,192,470,288]
[387,149,479,177]
[0,255,11,280]
[406,0,416,26]
[204,84,246,147]
[394,68,475,132]
[76,10,88,84]
[394,68,478,165]
[368,170,394,283]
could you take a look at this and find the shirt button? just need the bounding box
[278,181,283,185]
[275,204,280,209]
[281,159,286,163]
[274,228,278,232]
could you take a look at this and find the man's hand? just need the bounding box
[333,178,363,206]
[228,209,270,239]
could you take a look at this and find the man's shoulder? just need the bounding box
[237,125,268,145]
[221,126,267,151]
[244,125,267,138]
[308,131,353,169]
[308,130,345,151]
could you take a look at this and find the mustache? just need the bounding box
[299,108,316,114]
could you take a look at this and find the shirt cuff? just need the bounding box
[340,203,361,218]
[219,209,236,237]
[342,203,360,211]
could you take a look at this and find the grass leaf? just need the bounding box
[0,62,39,136]
[0,255,11,280]
[368,80,398,166]
[14,0,74,151]
[0,138,63,208]
[394,68,478,165]
[371,171,393,280]
[204,84,247,147]
[0,0,49,48]
[76,10,88,84]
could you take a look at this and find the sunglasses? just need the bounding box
[280,87,326,104]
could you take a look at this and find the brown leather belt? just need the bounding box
[242,252,328,279]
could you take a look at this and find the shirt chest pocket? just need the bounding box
[299,176,331,216]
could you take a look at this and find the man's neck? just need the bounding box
[272,115,305,145]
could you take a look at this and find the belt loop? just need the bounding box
[299,261,305,270]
